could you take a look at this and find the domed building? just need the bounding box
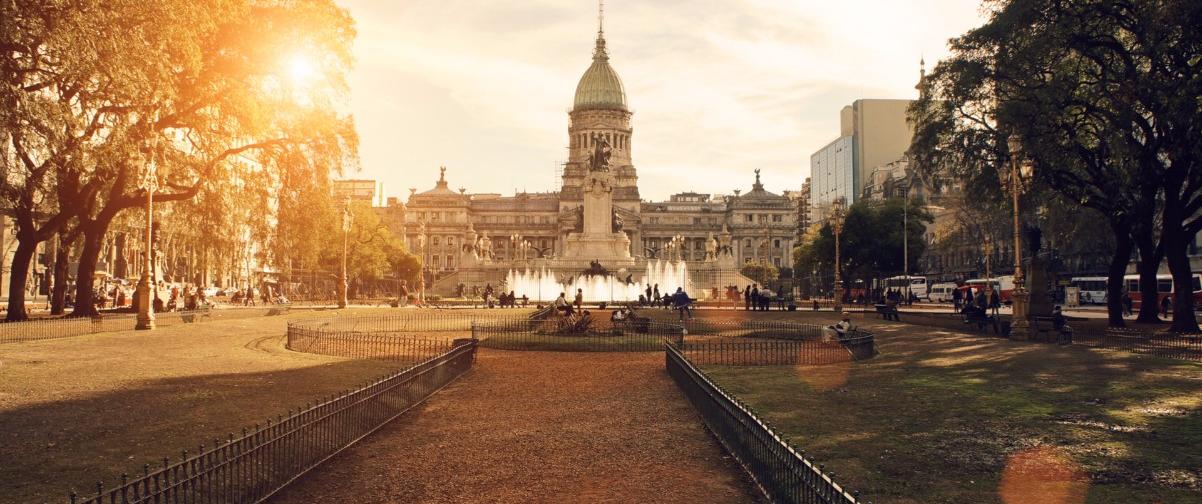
[403,7,797,297]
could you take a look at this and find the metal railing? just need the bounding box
[665,343,864,503]
[1071,326,1202,361]
[0,306,292,344]
[678,332,875,366]
[683,319,825,340]
[473,317,684,352]
[68,340,478,504]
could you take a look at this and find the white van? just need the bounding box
[928,282,957,303]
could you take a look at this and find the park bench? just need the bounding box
[962,310,999,334]
[1032,316,1072,344]
[873,303,900,321]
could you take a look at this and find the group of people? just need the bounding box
[742,284,778,311]
[951,285,1001,313]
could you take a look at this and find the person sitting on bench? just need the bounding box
[823,314,854,341]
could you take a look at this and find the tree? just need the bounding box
[907,0,1201,329]
[795,198,932,290]
[2,0,359,317]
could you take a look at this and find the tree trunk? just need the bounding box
[71,220,110,317]
[1133,233,1163,324]
[1105,222,1133,327]
[1160,189,1199,333]
[5,238,37,321]
[50,232,77,315]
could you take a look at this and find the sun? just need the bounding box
[287,54,316,85]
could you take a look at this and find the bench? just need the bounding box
[874,303,900,321]
[1032,316,1072,344]
[962,310,999,334]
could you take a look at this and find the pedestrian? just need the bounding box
[952,285,963,312]
[652,284,660,307]
[990,288,1000,312]
[645,284,653,306]
[751,284,760,311]
[975,288,987,310]
[743,285,752,310]
[1160,295,1171,317]
[574,288,584,313]
[398,280,409,307]
[672,287,693,320]
[1122,291,1133,316]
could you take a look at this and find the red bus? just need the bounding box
[1123,274,1202,310]
[961,276,1016,303]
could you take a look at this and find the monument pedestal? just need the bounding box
[1010,289,1030,340]
[562,232,634,266]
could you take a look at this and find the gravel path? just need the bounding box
[270,349,760,503]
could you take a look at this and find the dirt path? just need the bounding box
[270,349,760,503]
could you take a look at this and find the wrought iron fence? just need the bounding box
[665,343,865,503]
[682,319,825,340]
[473,316,684,352]
[1072,326,1202,361]
[286,324,455,363]
[677,331,875,366]
[0,306,292,344]
[68,340,478,504]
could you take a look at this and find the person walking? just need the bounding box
[1122,291,1133,316]
[574,288,584,313]
[751,284,760,311]
[398,280,409,307]
[952,285,963,312]
[743,285,752,311]
[645,284,653,306]
[672,287,693,320]
[652,284,660,307]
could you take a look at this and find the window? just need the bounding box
[446,254,454,269]
[693,217,701,225]
[432,237,440,246]
[745,215,754,222]
[773,257,781,267]
[774,239,781,248]
[745,239,752,248]
[772,215,782,222]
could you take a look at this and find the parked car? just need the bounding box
[928,282,958,303]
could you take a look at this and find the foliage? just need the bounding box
[740,263,779,285]
[908,0,1202,329]
[1,0,359,316]
[320,200,419,286]
[795,198,931,283]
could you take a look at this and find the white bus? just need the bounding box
[884,275,929,300]
[1069,277,1108,304]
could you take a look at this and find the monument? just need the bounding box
[561,135,634,265]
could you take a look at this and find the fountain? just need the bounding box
[505,259,690,302]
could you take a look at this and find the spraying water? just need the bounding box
[505,260,691,302]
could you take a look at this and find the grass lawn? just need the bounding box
[0,307,517,504]
[695,313,1202,503]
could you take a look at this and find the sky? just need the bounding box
[337,0,988,202]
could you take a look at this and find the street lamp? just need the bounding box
[983,235,995,316]
[1004,134,1035,337]
[830,197,847,312]
[338,197,351,309]
[135,141,158,330]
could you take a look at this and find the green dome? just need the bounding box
[573,34,627,112]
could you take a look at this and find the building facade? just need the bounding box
[403,18,796,276]
[810,99,915,221]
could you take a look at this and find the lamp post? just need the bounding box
[337,197,351,309]
[830,197,847,312]
[983,235,995,316]
[417,219,427,305]
[135,141,158,330]
[902,180,910,304]
[1005,134,1035,337]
